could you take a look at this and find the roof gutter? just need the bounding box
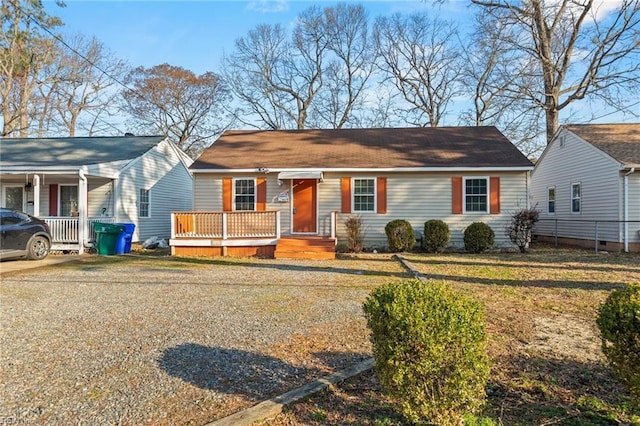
[624,167,636,253]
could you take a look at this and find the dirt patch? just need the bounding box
[527,315,603,364]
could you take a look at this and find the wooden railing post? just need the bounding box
[222,212,228,240]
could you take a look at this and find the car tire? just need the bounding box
[27,236,50,260]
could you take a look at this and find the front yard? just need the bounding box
[0,254,407,425]
[1,247,638,425]
[263,247,640,425]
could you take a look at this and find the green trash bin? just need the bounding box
[94,223,125,255]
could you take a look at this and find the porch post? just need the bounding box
[33,175,41,217]
[78,170,88,255]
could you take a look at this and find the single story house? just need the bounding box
[530,123,640,252]
[0,135,193,253]
[170,127,533,258]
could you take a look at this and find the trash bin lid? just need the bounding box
[94,223,125,233]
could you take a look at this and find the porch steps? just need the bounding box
[275,237,336,260]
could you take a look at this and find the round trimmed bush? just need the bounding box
[596,282,640,400]
[363,279,490,425]
[423,219,450,253]
[385,219,416,252]
[464,222,495,253]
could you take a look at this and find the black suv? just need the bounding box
[0,208,52,260]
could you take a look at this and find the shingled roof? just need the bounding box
[0,136,166,169]
[564,123,640,166]
[191,127,533,170]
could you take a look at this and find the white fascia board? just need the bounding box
[191,166,534,173]
[620,164,640,170]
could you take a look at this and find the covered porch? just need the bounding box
[170,211,337,259]
[1,171,117,254]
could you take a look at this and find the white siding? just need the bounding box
[116,140,193,241]
[323,171,529,249]
[531,129,623,244]
[628,173,640,243]
[194,170,530,250]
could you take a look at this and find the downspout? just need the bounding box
[33,174,40,217]
[624,167,635,253]
[78,170,88,255]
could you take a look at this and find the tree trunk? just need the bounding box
[545,108,559,145]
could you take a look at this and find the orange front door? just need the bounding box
[292,179,317,233]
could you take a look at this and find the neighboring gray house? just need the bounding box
[0,135,193,253]
[170,127,534,259]
[530,123,640,252]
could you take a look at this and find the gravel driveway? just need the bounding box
[0,254,408,425]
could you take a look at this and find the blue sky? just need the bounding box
[49,1,473,74]
[41,0,639,133]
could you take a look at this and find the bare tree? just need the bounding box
[471,0,640,143]
[121,63,231,156]
[224,6,326,130]
[33,34,127,136]
[311,3,376,128]
[458,9,545,157]
[1,0,63,137]
[374,12,463,127]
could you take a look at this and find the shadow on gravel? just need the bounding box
[163,257,408,279]
[159,343,368,400]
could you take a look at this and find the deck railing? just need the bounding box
[172,211,280,239]
[43,216,116,246]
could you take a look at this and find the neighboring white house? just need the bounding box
[170,127,534,259]
[530,123,640,252]
[0,135,193,253]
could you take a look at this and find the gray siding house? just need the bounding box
[171,127,533,258]
[530,123,640,252]
[0,136,193,253]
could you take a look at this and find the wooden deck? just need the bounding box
[170,211,338,260]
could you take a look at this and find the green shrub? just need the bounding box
[343,215,365,253]
[596,283,640,400]
[423,219,450,253]
[506,208,540,253]
[363,279,490,425]
[464,222,495,253]
[384,219,416,252]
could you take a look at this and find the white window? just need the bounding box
[464,177,488,213]
[234,178,256,211]
[571,183,581,213]
[139,188,150,217]
[547,187,556,214]
[60,185,78,216]
[353,178,376,212]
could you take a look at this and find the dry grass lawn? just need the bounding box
[262,246,640,425]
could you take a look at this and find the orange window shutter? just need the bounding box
[452,177,463,214]
[377,177,387,214]
[222,178,232,211]
[490,177,501,214]
[341,177,351,213]
[49,184,58,216]
[256,178,267,211]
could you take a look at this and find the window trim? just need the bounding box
[233,178,257,211]
[59,184,79,216]
[351,177,377,213]
[463,176,489,214]
[139,188,151,218]
[571,182,581,214]
[547,186,556,215]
